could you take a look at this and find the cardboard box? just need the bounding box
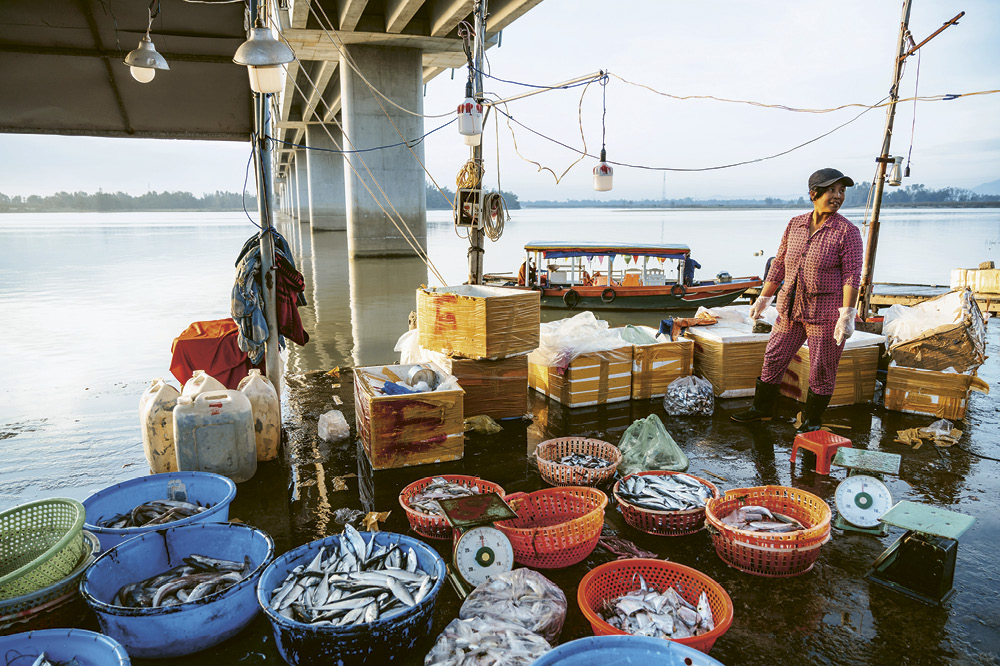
[528,346,633,408]
[417,285,540,360]
[685,324,770,398]
[353,363,464,470]
[884,365,989,420]
[887,289,986,373]
[435,355,529,420]
[630,338,694,400]
[779,331,885,407]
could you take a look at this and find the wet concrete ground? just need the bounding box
[102,328,1000,666]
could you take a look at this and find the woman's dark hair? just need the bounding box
[809,185,830,202]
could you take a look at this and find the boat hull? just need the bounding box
[531,280,760,311]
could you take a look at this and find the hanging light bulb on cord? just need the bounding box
[457,80,483,145]
[123,3,169,83]
[233,0,295,94]
[887,156,904,187]
[593,71,613,191]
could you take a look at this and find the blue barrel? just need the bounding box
[80,522,273,658]
[533,636,727,666]
[257,531,446,666]
[0,628,130,665]
[82,471,237,551]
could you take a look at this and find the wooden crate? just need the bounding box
[884,365,990,420]
[353,364,464,470]
[417,285,540,360]
[528,346,633,408]
[685,325,770,398]
[631,339,694,400]
[436,355,529,420]
[780,346,879,407]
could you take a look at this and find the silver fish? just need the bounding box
[720,505,806,532]
[113,556,249,608]
[554,453,612,469]
[407,477,483,516]
[618,474,712,512]
[601,585,715,639]
[99,499,208,529]
[425,617,551,666]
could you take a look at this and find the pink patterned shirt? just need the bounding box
[766,212,863,324]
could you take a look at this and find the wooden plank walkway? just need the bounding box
[741,283,1000,315]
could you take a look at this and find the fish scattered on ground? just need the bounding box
[407,478,482,516]
[269,524,436,627]
[720,505,806,532]
[553,453,612,469]
[98,499,208,528]
[601,576,715,639]
[616,473,712,512]
[113,554,252,608]
[425,617,550,666]
[459,568,567,644]
[596,533,660,561]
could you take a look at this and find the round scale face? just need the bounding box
[835,474,892,528]
[453,525,515,587]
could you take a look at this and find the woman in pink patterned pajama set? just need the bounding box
[733,168,864,432]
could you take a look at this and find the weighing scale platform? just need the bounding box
[833,448,901,476]
[878,501,975,541]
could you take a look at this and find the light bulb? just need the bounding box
[247,65,283,94]
[130,66,156,83]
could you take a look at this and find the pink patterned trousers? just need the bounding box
[760,316,843,395]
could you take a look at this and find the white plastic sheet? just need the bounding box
[529,312,628,370]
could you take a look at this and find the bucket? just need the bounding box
[238,369,280,461]
[174,390,257,483]
[0,628,130,665]
[140,378,181,474]
[82,471,236,553]
[257,531,446,666]
[181,370,226,397]
[533,636,725,666]
[81,522,274,658]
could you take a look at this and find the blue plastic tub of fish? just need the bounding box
[82,471,237,552]
[0,627,130,665]
[257,531,446,666]
[533,635,726,666]
[80,522,273,658]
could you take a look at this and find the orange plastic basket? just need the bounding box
[534,438,622,487]
[577,558,733,655]
[613,472,720,536]
[495,487,607,568]
[398,475,506,540]
[704,485,832,577]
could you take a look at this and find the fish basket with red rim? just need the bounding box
[612,471,720,536]
[704,485,832,578]
[535,437,622,487]
[495,487,607,569]
[577,558,733,655]
[398,475,505,540]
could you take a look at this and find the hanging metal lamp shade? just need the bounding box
[233,22,295,94]
[124,35,169,83]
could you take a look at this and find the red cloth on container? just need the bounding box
[275,255,309,346]
[170,319,260,390]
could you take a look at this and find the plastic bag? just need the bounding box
[459,568,567,644]
[617,414,689,476]
[663,376,715,416]
[919,419,954,438]
[318,409,350,442]
[529,311,630,371]
[424,617,550,666]
[619,324,658,346]
[464,415,503,434]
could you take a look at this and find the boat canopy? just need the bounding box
[524,241,691,261]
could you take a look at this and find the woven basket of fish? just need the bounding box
[0,531,101,636]
[534,438,623,487]
[0,628,131,666]
[257,526,446,666]
[398,475,506,540]
[496,487,607,569]
[577,559,733,655]
[613,472,720,537]
[81,522,274,658]
[704,485,832,577]
[83,471,237,552]
[0,499,86,602]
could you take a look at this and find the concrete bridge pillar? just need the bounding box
[305,122,347,231]
[340,45,426,257]
[289,159,301,220]
[294,149,310,223]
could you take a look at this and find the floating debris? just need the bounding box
[597,527,659,561]
[617,474,712,512]
[406,478,483,516]
[555,453,612,469]
[425,616,550,666]
[720,505,806,532]
[268,525,436,627]
[98,499,208,529]
[601,580,715,639]
[114,554,252,608]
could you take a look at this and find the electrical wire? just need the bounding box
[955,444,1000,462]
[456,160,484,189]
[472,65,604,92]
[269,118,456,154]
[906,49,921,176]
[242,134,261,229]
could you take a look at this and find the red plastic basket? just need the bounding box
[704,485,832,577]
[495,487,607,568]
[577,558,733,654]
[535,437,622,487]
[613,472,720,536]
[398,475,506,540]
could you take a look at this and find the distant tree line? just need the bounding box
[426,183,521,210]
[0,190,255,213]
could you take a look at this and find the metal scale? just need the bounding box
[866,501,975,606]
[832,448,901,537]
[438,492,517,592]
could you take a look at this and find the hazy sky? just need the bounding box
[1,0,997,201]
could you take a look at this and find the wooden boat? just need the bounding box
[486,241,761,311]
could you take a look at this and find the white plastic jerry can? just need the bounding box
[238,369,280,462]
[140,378,181,474]
[173,390,257,483]
[181,370,226,398]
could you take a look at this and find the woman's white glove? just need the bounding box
[833,307,857,345]
[749,295,773,320]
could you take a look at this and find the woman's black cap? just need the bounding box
[809,168,855,190]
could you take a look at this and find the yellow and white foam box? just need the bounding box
[780,330,886,407]
[684,322,771,398]
[614,325,694,400]
[528,346,633,408]
[885,362,989,421]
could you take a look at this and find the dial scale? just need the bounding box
[438,492,519,589]
[835,474,892,528]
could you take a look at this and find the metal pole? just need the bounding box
[467,0,487,285]
[858,0,913,319]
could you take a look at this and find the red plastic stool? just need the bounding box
[791,430,852,475]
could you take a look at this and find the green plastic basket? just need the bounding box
[0,499,86,601]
